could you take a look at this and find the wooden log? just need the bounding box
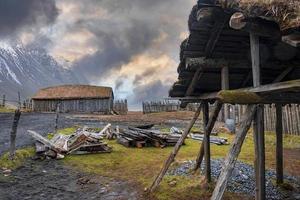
[149,105,202,192]
[211,105,257,200]
[229,12,281,39]
[275,104,283,184]
[9,109,21,160]
[194,101,223,171]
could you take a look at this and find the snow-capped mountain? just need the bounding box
[0,44,87,103]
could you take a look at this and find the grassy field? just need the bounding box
[0,107,15,113]
[63,129,300,200]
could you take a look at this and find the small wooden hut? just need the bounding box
[32,85,114,114]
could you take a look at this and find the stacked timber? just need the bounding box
[117,127,182,148]
[27,124,113,159]
[170,0,300,98]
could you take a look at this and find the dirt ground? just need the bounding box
[0,160,140,200]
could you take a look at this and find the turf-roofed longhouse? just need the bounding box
[31,85,114,113]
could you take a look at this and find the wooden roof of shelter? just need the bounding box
[32,85,114,100]
[169,3,300,99]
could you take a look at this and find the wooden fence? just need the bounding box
[113,99,128,115]
[142,100,200,114]
[229,104,300,136]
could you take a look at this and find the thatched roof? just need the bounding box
[32,85,113,100]
[219,0,300,30]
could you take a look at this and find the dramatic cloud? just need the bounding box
[0,0,59,38]
[0,0,196,109]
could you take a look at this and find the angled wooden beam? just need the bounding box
[205,19,227,57]
[272,66,294,83]
[149,104,202,192]
[194,101,223,171]
[180,67,203,108]
[211,105,257,200]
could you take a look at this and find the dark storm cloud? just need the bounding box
[74,19,160,79]
[0,0,59,37]
[71,0,192,80]
[133,68,157,85]
[130,80,170,104]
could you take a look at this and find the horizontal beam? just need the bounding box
[174,80,300,104]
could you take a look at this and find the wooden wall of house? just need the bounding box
[32,98,112,114]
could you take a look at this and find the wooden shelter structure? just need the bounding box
[150,1,300,200]
[32,85,114,114]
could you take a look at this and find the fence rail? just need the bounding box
[142,100,200,114]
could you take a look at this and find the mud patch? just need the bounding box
[0,159,140,200]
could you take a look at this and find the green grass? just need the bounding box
[0,148,34,170]
[47,126,79,139]
[0,107,15,113]
[63,130,300,199]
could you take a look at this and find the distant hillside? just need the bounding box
[0,45,87,103]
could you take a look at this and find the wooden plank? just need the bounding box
[27,130,65,153]
[194,101,223,171]
[149,105,202,192]
[211,105,257,200]
[275,104,283,184]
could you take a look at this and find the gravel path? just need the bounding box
[167,159,300,200]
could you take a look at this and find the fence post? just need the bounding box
[2,94,5,107]
[9,109,21,160]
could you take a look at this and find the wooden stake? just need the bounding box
[203,102,211,182]
[9,109,21,160]
[211,105,257,200]
[55,103,60,133]
[194,101,223,171]
[2,94,5,107]
[149,105,202,192]
[275,104,283,184]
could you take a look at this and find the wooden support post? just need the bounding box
[9,109,21,160]
[194,101,223,171]
[18,91,21,109]
[211,105,257,200]
[250,32,266,200]
[55,103,60,133]
[2,94,5,107]
[222,66,230,121]
[203,102,211,182]
[149,105,202,192]
[275,104,283,184]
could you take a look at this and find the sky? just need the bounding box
[0,0,195,110]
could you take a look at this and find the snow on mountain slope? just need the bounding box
[0,44,87,103]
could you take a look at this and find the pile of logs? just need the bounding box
[27,124,113,159]
[190,133,229,145]
[117,127,182,148]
